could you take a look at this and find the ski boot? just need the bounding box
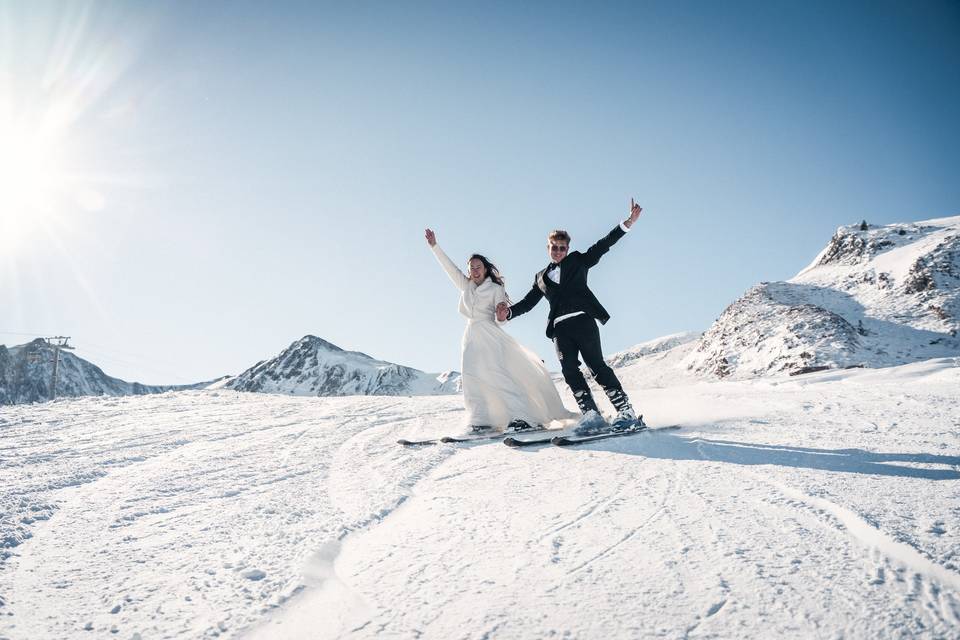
[504,419,541,434]
[469,425,494,435]
[610,407,645,432]
[573,410,609,436]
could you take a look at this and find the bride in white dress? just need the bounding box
[425,228,578,433]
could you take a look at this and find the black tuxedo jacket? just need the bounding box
[509,224,627,338]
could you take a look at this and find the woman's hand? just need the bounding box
[424,228,437,247]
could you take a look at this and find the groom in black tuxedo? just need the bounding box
[497,200,643,433]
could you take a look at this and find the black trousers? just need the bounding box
[552,314,631,414]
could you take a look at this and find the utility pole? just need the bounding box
[43,336,74,401]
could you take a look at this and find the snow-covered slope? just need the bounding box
[684,216,960,379]
[218,335,460,397]
[2,360,958,639]
[0,339,209,405]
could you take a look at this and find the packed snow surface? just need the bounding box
[2,358,959,639]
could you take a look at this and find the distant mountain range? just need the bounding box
[212,335,461,397]
[4,215,957,404]
[0,336,460,405]
[0,339,211,405]
[606,332,701,368]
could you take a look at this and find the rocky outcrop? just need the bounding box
[683,284,863,378]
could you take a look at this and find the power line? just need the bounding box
[74,346,198,384]
[0,331,48,339]
[3,331,199,384]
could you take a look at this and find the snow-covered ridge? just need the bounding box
[683,215,960,379]
[606,331,701,368]
[0,339,210,405]
[218,335,460,397]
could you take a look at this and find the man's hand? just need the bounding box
[496,301,510,322]
[424,228,437,247]
[624,198,643,228]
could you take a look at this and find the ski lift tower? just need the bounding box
[43,336,75,401]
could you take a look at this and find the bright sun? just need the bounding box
[0,120,67,253]
[0,3,137,268]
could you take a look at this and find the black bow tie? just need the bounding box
[546,262,559,273]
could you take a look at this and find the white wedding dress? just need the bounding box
[431,244,578,430]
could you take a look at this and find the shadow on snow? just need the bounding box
[572,431,960,481]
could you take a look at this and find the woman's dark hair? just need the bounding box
[468,254,505,286]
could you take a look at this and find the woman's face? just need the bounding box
[468,258,487,284]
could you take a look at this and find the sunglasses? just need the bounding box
[549,244,569,251]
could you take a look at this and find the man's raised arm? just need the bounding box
[582,198,643,268]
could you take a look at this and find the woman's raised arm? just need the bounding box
[426,228,469,291]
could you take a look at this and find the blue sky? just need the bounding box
[1,0,958,384]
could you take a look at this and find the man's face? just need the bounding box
[548,241,569,263]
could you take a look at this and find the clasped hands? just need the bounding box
[496,302,509,322]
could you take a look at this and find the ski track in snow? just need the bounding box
[0,392,462,639]
[2,359,960,639]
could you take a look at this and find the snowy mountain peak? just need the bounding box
[799,215,960,275]
[683,215,960,379]
[298,334,343,351]
[220,335,460,397]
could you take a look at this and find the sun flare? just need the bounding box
[0,120,68,252]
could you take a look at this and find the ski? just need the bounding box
[551,425,680,446]
[397,438,444,446]
[398,426,548,447]
[440,431,520,444]
[503,432,565,447]
[396,434,498,446]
